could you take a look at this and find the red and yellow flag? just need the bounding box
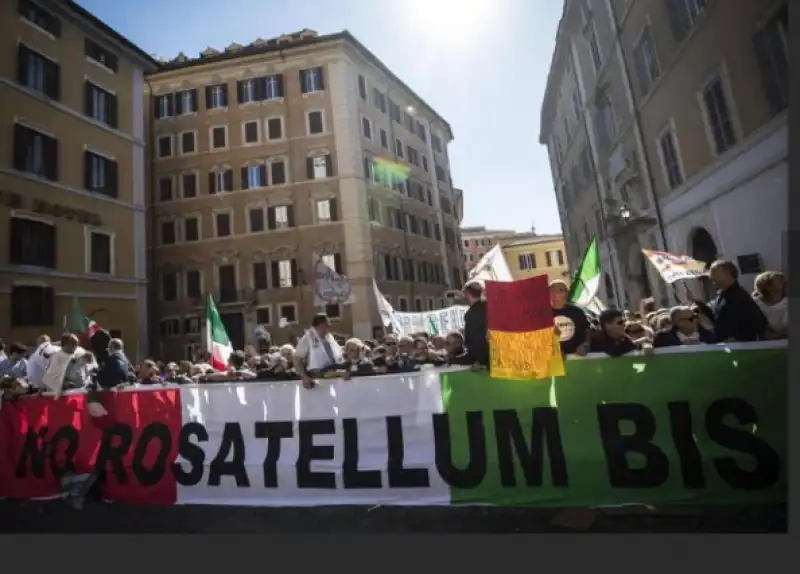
[485,275,565,380]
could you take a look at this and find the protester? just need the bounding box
[708,260,768,342]
[593,309,654,357]
[294,313,344,389]
[444,331,472,365]
[462,280,489,370]
[0,342,28,379]
[96,338,130,388]
[752,271,788,339]
[653,306,716,348]
[550,279,590,357]
[27,335,58,390]
[342,338,376,377]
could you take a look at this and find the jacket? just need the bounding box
[96,350,130,389]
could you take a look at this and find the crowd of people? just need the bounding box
[0,259,788,398]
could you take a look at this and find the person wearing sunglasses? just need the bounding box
[594,309,654,357]
[653,306,716,348]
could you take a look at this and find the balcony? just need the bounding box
[189,289,260,308]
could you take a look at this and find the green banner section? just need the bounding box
[440,347,786,508]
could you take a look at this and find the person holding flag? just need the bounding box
[550,279,589,357]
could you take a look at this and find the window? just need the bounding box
[414,298,423,312]
[362,116,372,139]
[160,219,176,245]
[372,88,387,113]
[307,111,324,134]
[398,297,409,312]
[431,133,442,153]
[83,151,118,197]
[325,304,341,319]
[238,78,258,104]
[182,172,197,198]
[587,25,602,72]
[307,154,333,180]
[268,205,294,229]
[87,230,113,274]
[263,74,284,100]
[205,83,229,109]
[17,45,59,100]
[180,131,196,154]
[253,262,269,290]
[159,176,173,201]
[184,216,200,242]
[633,25,661,95]
[155,94,173,119]
[593,96,616,152]
[518,253,536,270]
[395,138,404,159]
[85,82,117,128]
[185,270,202,300]
[416,121,427,142]
[407,146,418,165]
[270,160,287,185]
[11,286,54,328]
[701,75,736,155]
[753,6,788,116]
[160,319,181,338]
[157,135,172,158]
[266,117,283,140]
[379,129,388,149]
[211,126,227,149]
[85,38,118,72]
[19,0,61,37]
[13,123,58,180]
[162,272,179,301]
[242,164,267,189]
[275,260,297,288]
[208,170,233,194]
[177,89,197,115]
[666,0,708,43]
[185,315,202,335]
[300,67,325,94]
[321,253,343,274]
[215,212,232,237]
[659,128,684,189]
[422,156,429,172]
[9,217,55,268]
[357,75,367,99]
[249,207,265,233]
[279,303,297,323]
[316,198,339,223]
[218,265,238,303]
[243,121,259,144]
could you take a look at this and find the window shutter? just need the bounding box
[255,77,266,100]
[208,172,216,194]
[267,207,276,230]
[665,0,687,41]
[154,96,162,119]
[175,92,183,115]
[204,86,213,109]
[286,205,295,227]
[223,169,233,191]
[316,66,325,90]
[333,253,342,274]
[16,45,28,84]
[276,74,284,97]
[107,160,118,197]
[190,89,198,111]
[51,17,62,38]
[9,219,22,264]
[166,93,174,117]
[43,288,55,324]
[221,84,229,107]
[752,25,787,115]
[47,61,60,100]
[270,261,280,288]
[240,166,249,189]
[258,164,268,186]
[108,94,118,128]
[84,82,93,115]
[85,152,95,189]
[13,124,27,170]
[329,198,338,221]
[325,154,334,176]
[299,70,307,93]
[236,80,244,103]
[44,137,58,181]
[290,259,299,286]
[306,157,314,179]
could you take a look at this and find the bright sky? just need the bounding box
[76,0,562,233]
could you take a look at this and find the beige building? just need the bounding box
[460,225,538,271]
[146,30,464,358]
[502,235,570,283]
[0,0,157,359]
[540,0,787,308]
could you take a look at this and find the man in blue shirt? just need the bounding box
[0,342,29,379]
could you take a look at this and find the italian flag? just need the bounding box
[568,237,604,313]
[69,295,104,338]
[205,294,233,371]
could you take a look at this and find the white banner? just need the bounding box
[391,306,467,337]
[468,244,513,283]
[176,370,450,506]
[313,257,355,306]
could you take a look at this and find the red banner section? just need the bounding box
[0,390,182,505]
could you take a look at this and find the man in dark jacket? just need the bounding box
[708,260,768,342]
[462,281,489,369]
[96,338,131,389]
[653,306,716,348]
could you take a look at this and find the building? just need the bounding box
[460,225,537,270]
[539,0,787,308]
[502,235,570,283]
[146,30,463,359]
[0,0,158,358]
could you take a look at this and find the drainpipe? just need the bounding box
[144,76,158,356]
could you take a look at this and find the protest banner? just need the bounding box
[0,344,786,508]
[391,305,467,337]
[642,249,708,283]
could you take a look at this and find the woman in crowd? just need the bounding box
[753,271,788,339]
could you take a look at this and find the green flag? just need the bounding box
[70,295,86,333]
[427,315,438,336]
[568,237,603,311]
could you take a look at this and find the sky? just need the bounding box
[77,0,563,234]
